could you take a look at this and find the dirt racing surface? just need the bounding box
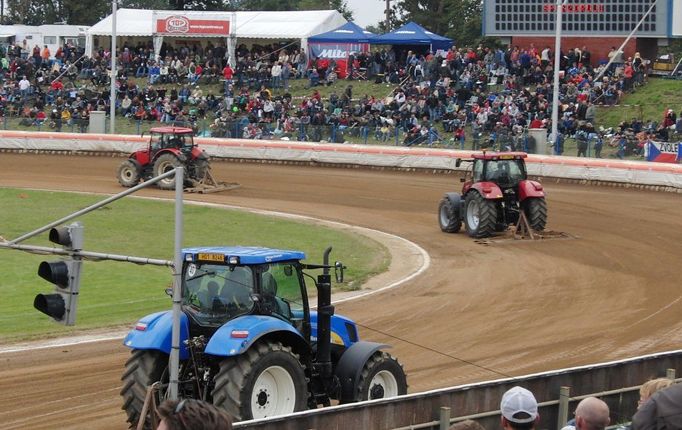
[1,153,682,429]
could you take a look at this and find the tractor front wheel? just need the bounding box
[438,198,462,233]
[211,340,308,421]
[524,197,548,231]
[117,159,142,187]
[355,351,407,401]
[464,192,498,238]
[153,153,183,190]
[120,350,167,429]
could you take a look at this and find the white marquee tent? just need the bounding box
[86,8,346,65]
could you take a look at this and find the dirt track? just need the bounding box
[1,153,682,429]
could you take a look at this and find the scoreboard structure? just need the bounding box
[482,0,682,63]
[484,0,680,37]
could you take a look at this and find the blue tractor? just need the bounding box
[120,246,407,427]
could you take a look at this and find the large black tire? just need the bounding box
[153,153,183,190]
[120,350,167,429]
[438,198,462,233]
[524,197,548,231]
[464,192,498,238]
[355,351,408,401]
[117,159,142,187]
[211,340,308,421]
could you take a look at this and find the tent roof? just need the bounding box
[308,21,375,43]
[87,9,346,39]
[371,21,452,50]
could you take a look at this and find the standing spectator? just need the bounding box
[19,75,31,98]
[271,61,282,89]
[632,383,682,430]
[298,48,308,78]
[156,398,233,430]
[281,61,291,90]
[561,397,610,430]
[500,386,539,430]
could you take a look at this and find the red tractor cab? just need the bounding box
[438,152,547,238]
[117,127,210,190]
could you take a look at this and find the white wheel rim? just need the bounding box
[251,365,296,419]
[368,370,399,399]
[467,200,480,230]
[439,204,451,226]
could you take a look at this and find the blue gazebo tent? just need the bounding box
[308,21,375,78]
[371,21,452,52]
[308,21,375,44]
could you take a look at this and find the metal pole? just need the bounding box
[385,0,391,31]
[109,0,117,134]
[594,0,659,82]
[549,0,565,149]
[169,166,184,400]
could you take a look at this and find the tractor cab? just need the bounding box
[465,152,528,190]
[149,127,195,154]
[180,247,308,335]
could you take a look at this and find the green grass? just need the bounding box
[595,77,682,128]
[0,188,389,342]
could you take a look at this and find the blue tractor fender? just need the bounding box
[335,341,389,403]
[122,311,191,359]
[310,311,359,348]
[443,192,463,217]
[204,315,306,357]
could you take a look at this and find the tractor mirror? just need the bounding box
[164,287,173,297]
[460,177,465,183]
[334,261,345,283]
[283,265,293,276]
[455,158,462,168]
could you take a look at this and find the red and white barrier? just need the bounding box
[1,131,681,190]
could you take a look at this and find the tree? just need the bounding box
[395,0,483,47]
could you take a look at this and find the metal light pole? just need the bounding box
[110,0,117,134]
[549,0,566,150]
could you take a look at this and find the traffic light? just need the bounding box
[34,222,83,325]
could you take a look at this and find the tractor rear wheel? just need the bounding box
[117,159,142,187]
[355,351,407,401]
[120,349,167,430]
[464,192,497,238]
[153,153,183,190]
[438,198,462,233]
[211,340,307,421]
[524,197,548,231]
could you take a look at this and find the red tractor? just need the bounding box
[438,152,547,238]
[117,127,211,190]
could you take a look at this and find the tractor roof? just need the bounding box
[472,151,528,161]
[183,246,306,265]
[149,126,194,135]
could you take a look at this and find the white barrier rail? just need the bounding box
[1,130,681,190]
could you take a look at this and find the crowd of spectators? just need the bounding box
[1,37,680,157]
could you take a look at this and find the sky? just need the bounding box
[345,0,387,28]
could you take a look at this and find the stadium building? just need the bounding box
[482,0,682,65]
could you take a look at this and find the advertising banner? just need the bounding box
[155,15,230,36]
[308,42,368,79]
[646,140,681,163]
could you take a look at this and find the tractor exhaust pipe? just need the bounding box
[315,246,334,380]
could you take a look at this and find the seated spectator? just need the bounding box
[308,67,320,88]
[561,397,610,430]
[156,398,233,430]
[632,382,682,430]
[500,386,539,430]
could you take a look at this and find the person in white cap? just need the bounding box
[500,386,539,430]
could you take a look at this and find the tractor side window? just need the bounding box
[472,160,484,182]
[150,134,162,151]
[259,263,303,321]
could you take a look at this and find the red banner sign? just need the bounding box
[543,4,605,13]
[156,16,230,36]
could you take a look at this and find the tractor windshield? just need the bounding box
[483,159,526,186]
[182,263,255,325]
[150,132,194,152]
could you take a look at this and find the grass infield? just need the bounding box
[0,188,389,342]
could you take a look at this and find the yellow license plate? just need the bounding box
[499,154,514,159]
[197,253,225,262]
